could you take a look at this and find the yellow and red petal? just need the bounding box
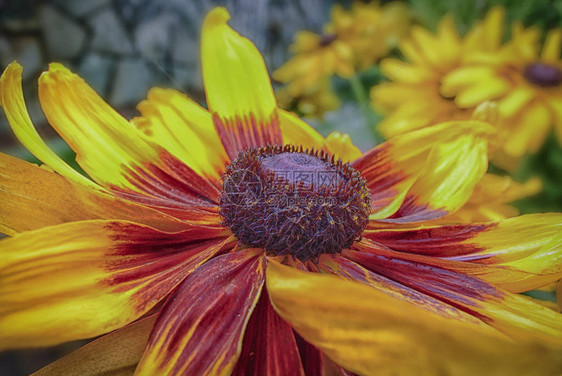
[267,261,562,376]
[32,315,156,376]
[353,121,493,222]
[0,62,95,188]
[0,220,231,350]
[135,249,265,376]
[0,153,193,234]
[37,63,221,205]
[202,7,281,159]
[232,288,304,376]
[319,255,486,325]
[347,239,562,346]
[364,215,562,292]
[133,88,228,180]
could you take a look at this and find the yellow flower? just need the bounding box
[274,1,410,96]
[1,6,562,376]
[437,174,542,223]
[276,78,340,118]
[372,7,505,139]
[444,24,562,162]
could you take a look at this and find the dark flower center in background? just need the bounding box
[219,145,371,261]
[319,33,338,47]
[523,62,562,87]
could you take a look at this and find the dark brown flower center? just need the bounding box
[319,33,338,47]
[523,62,562,87]
[219,145,371,261]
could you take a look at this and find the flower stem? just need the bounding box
[349,74,382,144]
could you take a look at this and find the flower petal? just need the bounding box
[353,121,493,222]
[0,153,190,234]
[32,315,155,376]
[232,288,304,376]
[267,260,562,376]
[133,88,228,180]
[38,64,221,204]
[0,220,231,350]
[323,132,362,162]
[348,239,562,346]
[319,255,486,325]
[279,109,325,150]
[0,62,95,188]
[365,216,562,292]
[135,249,265,376]
[202,7,281,159]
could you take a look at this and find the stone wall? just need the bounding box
[0,0,327,153]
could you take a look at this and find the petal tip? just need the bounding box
[204,7,231,28]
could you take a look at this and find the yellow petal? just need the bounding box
[380,58,433,83]
[504,103,551,157]
[267,261,562,376]
[323,131,362,162]
[37,63,164,191]
[279,109,325,149]
[202,7,281,158]
[497,86,535,118]
[133,88,228,180]
[455,78,510,108]
[0,62,95,188]
[482,6,505,50]
[32,316,155,376]
[467,214,562,292]
[541,28,561,63]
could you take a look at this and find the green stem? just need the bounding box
[349,74,382,145]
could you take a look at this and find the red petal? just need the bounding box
[232,288,305,376]
[136,249,265,376]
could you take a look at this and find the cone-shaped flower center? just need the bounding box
[523,62,562,87]
[219,145,371,261]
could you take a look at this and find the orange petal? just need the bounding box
[267,260,562,376]
[136,249,265,376]
[202,7,281,159]
[348,239,562,346]
[31,315,156,376]
[0,152,190,234]
[0,220,231,350]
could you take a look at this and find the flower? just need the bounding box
[434,173,542,223]
[1,7,562,376]
[274,1,410,97]
[443,23,562,164]
[372,7,505,139]
[276,78,341,118]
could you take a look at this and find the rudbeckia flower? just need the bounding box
[274,1,410,97]
[276,78,341,119]
[2,7,562,376]
[443,23,562,164]
[372,7,505,138]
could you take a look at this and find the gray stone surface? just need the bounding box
[90,8,133,54]
[77,53,115,94]
[52,0,110,17]
[39,4,86,59]
[111,58,151,106]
